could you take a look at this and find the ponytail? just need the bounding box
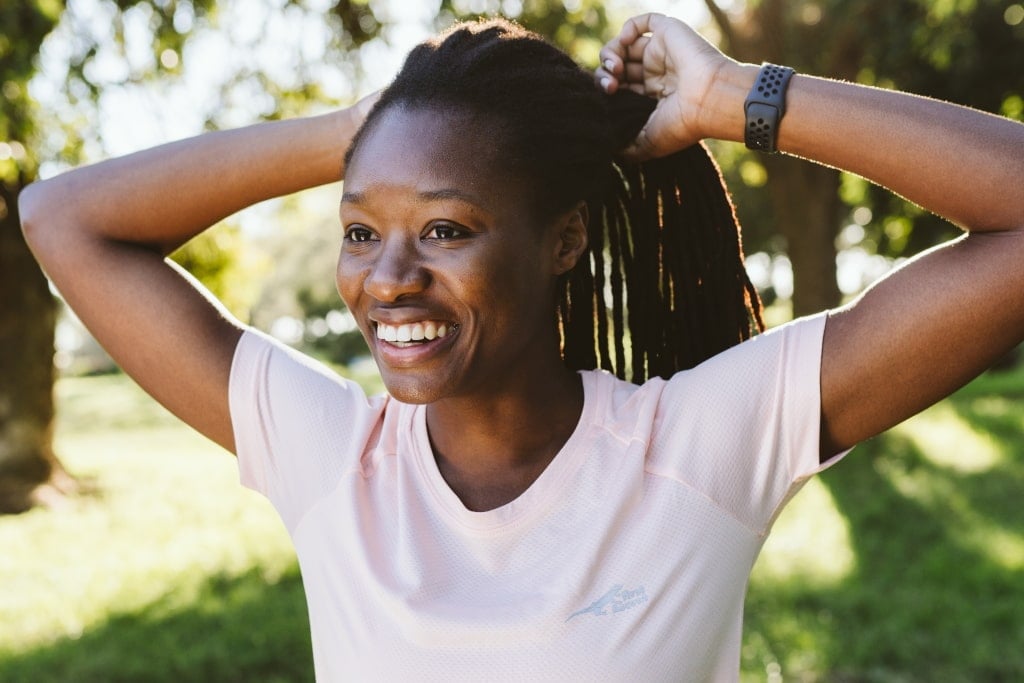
[560,91,764,383]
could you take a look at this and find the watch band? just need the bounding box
[744,63,795,153]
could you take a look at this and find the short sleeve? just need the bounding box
[649,313,848,535]
[228,328,386,531]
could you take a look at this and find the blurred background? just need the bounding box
[1,0,1023,680]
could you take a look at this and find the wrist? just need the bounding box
[698,62,760,143]
[744,64,795,153]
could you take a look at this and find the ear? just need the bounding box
[551,201,589,275]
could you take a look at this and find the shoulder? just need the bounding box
[231,327,358,396]
[665,312,827,403]
[579,312,827,430]
[229,328,392,509]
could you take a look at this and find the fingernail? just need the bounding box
[600,76,611,91]
[603,59,615,71]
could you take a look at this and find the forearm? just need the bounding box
[21,106,359,255]
[702,63,1024,233]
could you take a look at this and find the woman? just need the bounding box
[20,12,1024,681]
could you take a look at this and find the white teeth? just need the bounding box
[375,320,452,344]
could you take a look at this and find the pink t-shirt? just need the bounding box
[230,313,843,681]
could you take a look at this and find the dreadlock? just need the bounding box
[345,18,764,384]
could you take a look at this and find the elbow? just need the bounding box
[18,180,48,251]
[18,178,70,261]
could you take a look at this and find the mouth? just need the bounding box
[373,320,459,349]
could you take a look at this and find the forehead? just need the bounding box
[344,105,515,204]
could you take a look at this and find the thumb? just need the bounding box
[622,125,657,163]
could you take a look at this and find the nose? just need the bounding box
[363,235,430,302]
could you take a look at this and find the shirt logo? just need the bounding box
[566,584,648,621]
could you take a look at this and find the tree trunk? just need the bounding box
[705,0,855,319]
[0,178,75,514]
[763,156,843,316]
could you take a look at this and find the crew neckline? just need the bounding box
[410,370,604,534]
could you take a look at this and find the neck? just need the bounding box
[424,355,584,511]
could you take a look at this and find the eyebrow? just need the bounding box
[340,188,483,206]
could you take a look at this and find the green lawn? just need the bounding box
[1,366,1022,681]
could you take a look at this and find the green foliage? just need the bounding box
[0,0,64,180]
[0,373,308,681]
[170,222,268,322]
[714,0,1024,263]
[749,363,1024,678]
[0,567,312,683]
[743,367,1024,679]
[438,0,612,64]
[295,284,370,365]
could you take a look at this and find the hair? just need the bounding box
[344,18,764,383]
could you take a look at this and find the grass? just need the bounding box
[1,365,1023,681]
[742,364,1024,682]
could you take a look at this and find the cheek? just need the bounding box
[335,254,362,308]
[478,243,552,315]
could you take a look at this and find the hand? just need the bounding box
[347,89,381,130]
[596,13,733,161]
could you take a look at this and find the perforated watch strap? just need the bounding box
[744,63,795,153]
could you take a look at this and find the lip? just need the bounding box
[371,321,461,368]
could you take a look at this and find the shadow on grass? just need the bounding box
[745,389,1024,681]
[0,566,313,683]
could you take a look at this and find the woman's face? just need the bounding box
[337,105,583,404]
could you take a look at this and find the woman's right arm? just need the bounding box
[19,97,375,453]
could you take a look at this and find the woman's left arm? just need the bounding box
[773,75,1024,455]
[599,14,1024,456]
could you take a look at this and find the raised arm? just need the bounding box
[19,96,376,453]
[598,14,1024,456]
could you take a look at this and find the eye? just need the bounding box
[425,223,466,240]
[344,225,377,243]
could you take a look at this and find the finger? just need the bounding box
[622,62,646,84]
[604,38,649,67]
[623,36,650,62]
[616,13,664,47]
[594,68,618,94]
[600,14,659,70]
[598,52,621,76]
[621,126,654,163]
[599,29,630,64]
[351,90,381,121]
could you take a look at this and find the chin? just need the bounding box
[378,372,449,405]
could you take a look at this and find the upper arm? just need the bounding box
[20,183,244,454]
[820,229,1024,456]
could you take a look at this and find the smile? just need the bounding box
[375,320,456,346]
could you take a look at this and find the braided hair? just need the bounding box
[344,18,764,383]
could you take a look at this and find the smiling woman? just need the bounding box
[18,10,1024,683]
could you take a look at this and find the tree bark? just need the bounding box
[706,0,846,317]
[763,156,843,316]
[0,178,75,514]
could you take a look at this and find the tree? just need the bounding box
[705,0,1024,316]
[0,0,383,513]
[4,0,613,513]
[439,0,612,62]
[0,1,70,513]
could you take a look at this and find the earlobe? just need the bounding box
[552,202,590,275]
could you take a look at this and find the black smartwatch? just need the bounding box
[744,63,795,153]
